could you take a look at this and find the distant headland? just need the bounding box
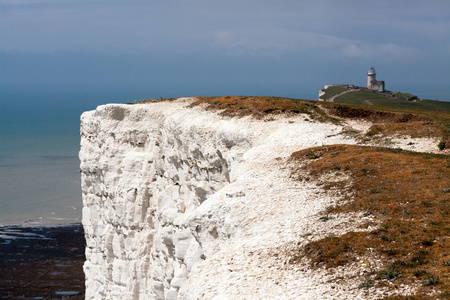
[318,67,450,112]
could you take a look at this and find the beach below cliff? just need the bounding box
[0,223,85,299]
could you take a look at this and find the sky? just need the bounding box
[1,0,450,103]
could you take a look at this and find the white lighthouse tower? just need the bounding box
[367,67,385,92]
[367,67,376,89]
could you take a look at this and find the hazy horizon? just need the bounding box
[1,0,450,104]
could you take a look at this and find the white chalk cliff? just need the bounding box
[80,98,438,299]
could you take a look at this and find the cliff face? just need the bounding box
[80,99,251,299]
[80,98,438,299]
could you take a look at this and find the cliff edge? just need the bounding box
[80,97,447,299]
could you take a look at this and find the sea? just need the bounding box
[0,90,126,226]
[1,88,448,227]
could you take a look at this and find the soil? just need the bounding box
[0,224,85,300]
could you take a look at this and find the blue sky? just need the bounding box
[1,0,450,102]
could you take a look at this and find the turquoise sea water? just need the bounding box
[0,91,118,225]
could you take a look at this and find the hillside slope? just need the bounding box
[319,85,450,112]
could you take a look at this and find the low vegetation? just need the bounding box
[127,97,177,104]
[129,95,450,150]
[334,89,450,112]
[288,145,450,297]
[334,89,392,103]
[323,103,450,150]
[320,85,350,100]
[189,96,336,122]
[189,96,450,150]
[129,94,449,297]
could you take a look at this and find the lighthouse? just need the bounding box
[367,67,376,89]
[367,67,385,92]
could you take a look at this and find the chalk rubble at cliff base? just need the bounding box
[80,98,439,299]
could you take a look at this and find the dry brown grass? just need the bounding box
[190,97,449,149]
[322,103,450,149]
[325,105,431,123]
[288,145,450,297]
[189,96,336,122]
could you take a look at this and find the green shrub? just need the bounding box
[358,280,373,289]
[366,126,383,136]
[379,269,402,280]
[413,269,429,277]
[319,215,334,222]
[423,276,440,286]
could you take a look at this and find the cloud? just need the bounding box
[341,42,420,59]
[213,31,244,49]
[0,0,447,62]
[210,27,351,55]
[208,27,421,63]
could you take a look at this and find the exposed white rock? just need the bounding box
[80,98,433,299]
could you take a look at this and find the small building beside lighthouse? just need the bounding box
[367,67,385,92]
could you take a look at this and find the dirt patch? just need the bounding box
[288,145,450,297]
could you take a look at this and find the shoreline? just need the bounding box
[0,208,82,228]
[0,223,86,299]
[0,222,83,239]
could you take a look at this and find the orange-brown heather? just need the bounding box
[189,96,335,122]
[324,104,450,148]
[289,145,450,298]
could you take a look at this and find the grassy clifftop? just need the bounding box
[319,85,450,112]
[190,95,450,151]
[137,95,449,297]
[335,90,450,112]
[289,145,450,299]
[190,95,450,297]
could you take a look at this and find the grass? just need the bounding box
[129,95,450,150]
[413,269,429,277]
[383,296,438,300]
[379,269,403,280]
[423,276,440,286]
[361,98,450,112]
[358,280,374,290]
[395,92,418,101]
[320,85,350,100]
[366,125,383,136]
[190,96,450,150]
[334,90,450,112]
[125,94,450,297]
[318,214,335,222]
[334,90,392,103]
[288,145,450,296]
[126,97,177,104]
[189,96,337,123]
[321,102,450,149]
